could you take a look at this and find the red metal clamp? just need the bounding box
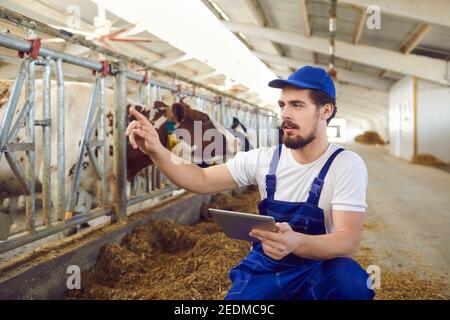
[143,69,148,84]
[92,60,109,77]
[136,68,149,84]
[18,38,41,60]
[100,60,109,77]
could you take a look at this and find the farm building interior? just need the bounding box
[0,0,449,302]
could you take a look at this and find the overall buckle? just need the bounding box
[310,177,324,194]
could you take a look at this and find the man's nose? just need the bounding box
[281,107,292,121]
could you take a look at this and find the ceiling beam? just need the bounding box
[346,8,367,70]
[338,97,387,114]
[339,0,450,28]
[379,22,431,78]
[335,113,371,127]
[244,0,293,71]
[62,43,92,57]
[339,109,383,129]
[260,51,394,91]
[335,83,388,106]
[154,53,193,69]
[192,70,221,81]
[299,0,311,37]
[338,106,386,131]
[299,0,315,64]
[223,21,449,85]
[337,111,379,132]
[400,23,432,54]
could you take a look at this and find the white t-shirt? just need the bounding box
[225,143,368,233]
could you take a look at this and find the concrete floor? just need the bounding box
[344,143,450,296]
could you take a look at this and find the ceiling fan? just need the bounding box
[42,4,159,51]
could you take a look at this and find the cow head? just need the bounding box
[126,101,170,180]
[171,98,229,166]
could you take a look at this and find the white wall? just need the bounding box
[417,80,450,162]
[389,76,415,160]
[327,118,347,143]
[389,76,450,162]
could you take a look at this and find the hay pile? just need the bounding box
[355,131,386,145]
[64,188,259,300]
[66,221,249,299]
[65,187,447,300]
[412,153,447,167]
[354,246,448,300]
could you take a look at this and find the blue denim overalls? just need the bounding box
[225,144,375,300]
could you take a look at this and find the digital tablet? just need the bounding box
[209,208,277,242]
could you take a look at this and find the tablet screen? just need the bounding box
[209,208,276,241]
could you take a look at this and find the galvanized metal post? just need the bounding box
[65,77,99,216]
[42,58,51,226]
[113,61,128,221]
[25,60,36,233]
[97,76,106,208]
[130,81,145,197]
[55,58,65,221]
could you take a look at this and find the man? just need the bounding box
[126,66,375,300]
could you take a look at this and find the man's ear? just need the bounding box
[322,103,334,121]
[172,102,187,123]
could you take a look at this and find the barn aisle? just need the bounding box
[344,142,450,298]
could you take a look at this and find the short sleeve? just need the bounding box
[330,151,368,213]
[225,149,261,187]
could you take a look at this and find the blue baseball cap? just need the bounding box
[268,66,336,98]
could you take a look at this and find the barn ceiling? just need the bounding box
[0,0,449,125]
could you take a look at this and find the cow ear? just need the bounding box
[154,101,169,109]
[172,102,187,123]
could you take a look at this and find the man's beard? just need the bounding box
[281,119,318,149]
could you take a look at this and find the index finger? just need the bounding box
[130,107,150,125]
[250,229,282,242]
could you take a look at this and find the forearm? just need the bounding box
[149,147,209,193]
[293,231,360,260]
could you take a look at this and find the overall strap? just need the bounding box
[306,147,345,205]
[265,144,282,200]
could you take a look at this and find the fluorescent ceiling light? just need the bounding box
[91,0,280,109]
